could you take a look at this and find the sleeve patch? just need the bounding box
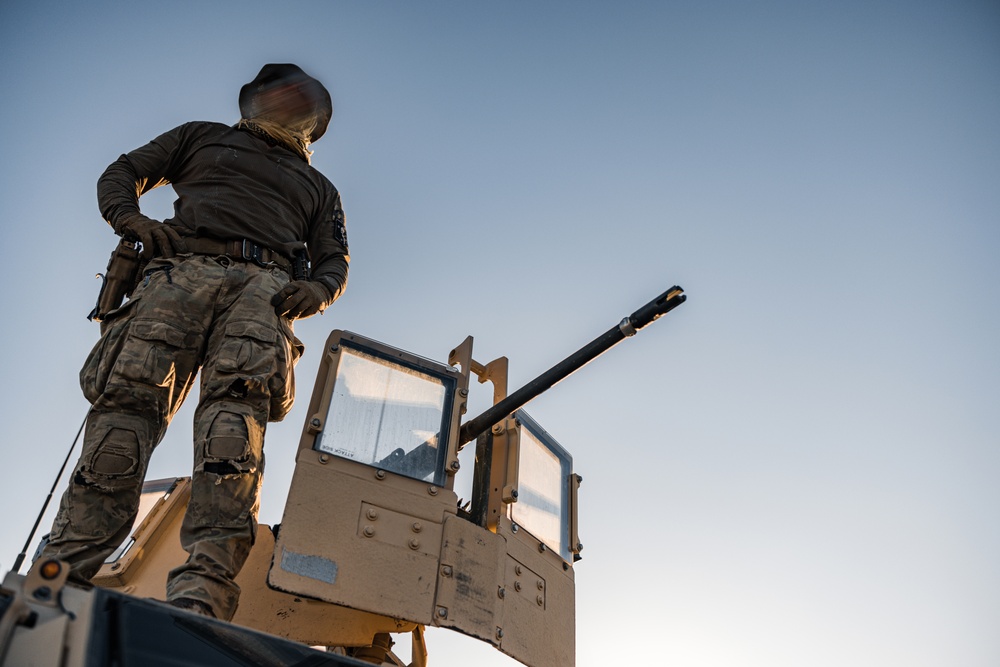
[330,209,348,250]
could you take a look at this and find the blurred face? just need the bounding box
[251,82,318,137]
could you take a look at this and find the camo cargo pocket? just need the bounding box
[80,297,140,403]
[113,318,190,387]
[268,320,304,421]
[215,321,279,377]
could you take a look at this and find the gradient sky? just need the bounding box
[1,2,997,666]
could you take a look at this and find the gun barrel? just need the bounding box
[458,286,686,445]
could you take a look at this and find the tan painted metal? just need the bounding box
[2,562,96,667]
[476,415,523,530]
[270,451,459,623]
[434,513,507,643]
[269,331,579,666]
[88,475,418,648]
[495,516,576,667]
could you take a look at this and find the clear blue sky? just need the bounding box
[1,2,997,665]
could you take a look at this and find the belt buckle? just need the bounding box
[241,239,264,265]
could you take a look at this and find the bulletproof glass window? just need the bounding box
[314,341,456,486]
[510,411,574,562]
[104,478,178,563]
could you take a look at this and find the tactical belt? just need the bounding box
[181,237,292,273]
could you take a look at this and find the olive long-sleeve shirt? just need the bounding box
[98,121,349,300]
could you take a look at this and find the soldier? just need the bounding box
[39,64,349,620]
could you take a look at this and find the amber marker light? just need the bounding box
[39,560,62,580]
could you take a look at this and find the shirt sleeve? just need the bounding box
[96,122,204,231]
[308,188,350,303]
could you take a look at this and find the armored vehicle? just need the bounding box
[1,287,685,666]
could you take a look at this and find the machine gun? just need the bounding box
[2,286,686,667]
[376,286,686,483]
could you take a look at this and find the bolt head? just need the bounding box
[363,526,375,537]
[442,566,453,577]
[310,418,322,427]
[497,587,505,599]
[450,460,461,471]
[375,470,386,480]
[437,606,448,619]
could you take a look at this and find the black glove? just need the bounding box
[116,214,187,259]
[271,281,333,319]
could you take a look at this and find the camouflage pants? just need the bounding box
[42,254,303,620]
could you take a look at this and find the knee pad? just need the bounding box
[77,413,153,489]
[196,402,264,477]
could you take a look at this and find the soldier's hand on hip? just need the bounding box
[271,281,332,319]
[118,214,187,260]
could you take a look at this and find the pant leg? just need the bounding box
[41,257,218,582]
[167,261,302,620]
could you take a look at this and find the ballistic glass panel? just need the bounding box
[315,344,453,485]
[510,412,573,562]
